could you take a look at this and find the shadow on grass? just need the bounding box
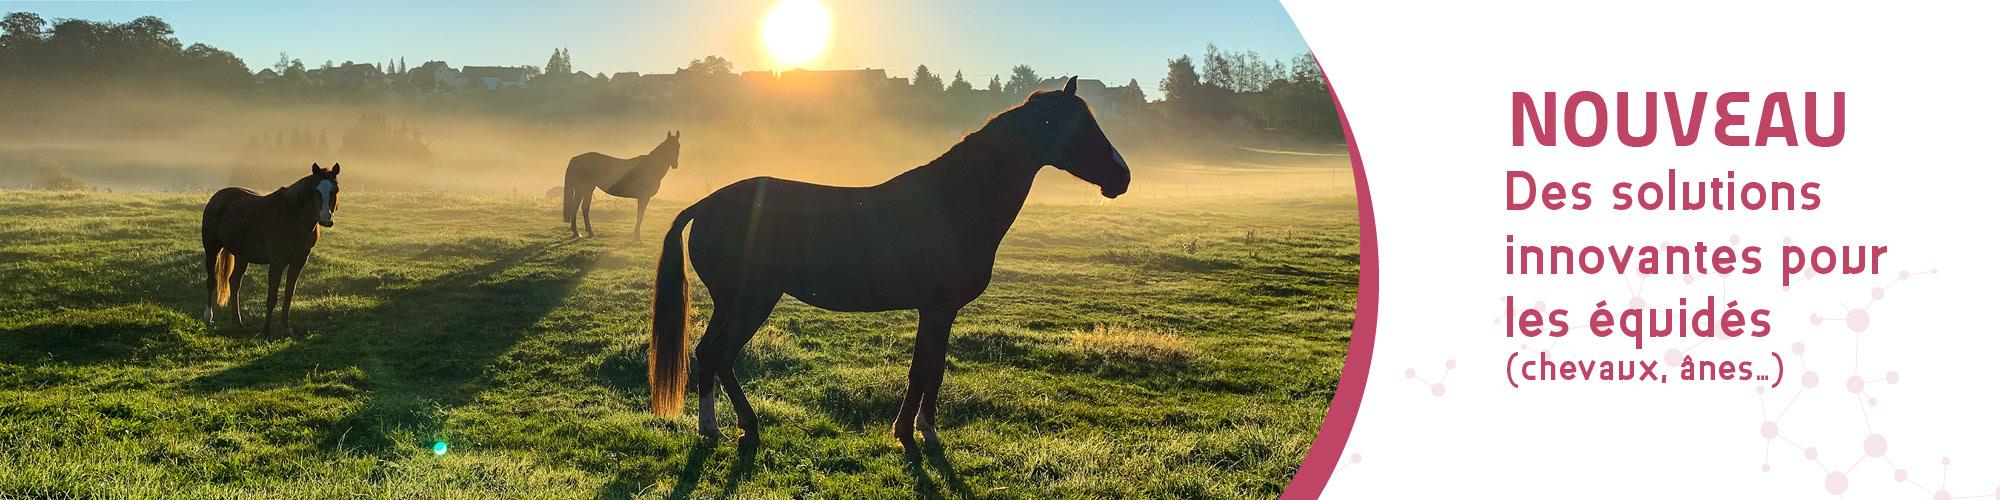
[183,239,591,458]
[0,304,189,365]
[905,443,974,499]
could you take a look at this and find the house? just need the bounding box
[304,62,386,87]
[253,68,279,85]
[1033,77,1145,119]
[406,61,465,92]
[459,66,534,90]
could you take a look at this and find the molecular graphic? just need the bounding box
[1404,359,1455,397]
[1753,268,1980,498]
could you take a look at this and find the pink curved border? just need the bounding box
[1280,60,1376,499]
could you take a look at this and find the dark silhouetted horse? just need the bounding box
[563,132,681,238]
[202,163,342,335]
[650,77,1130,452]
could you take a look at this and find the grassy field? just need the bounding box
[0,188,1356,498]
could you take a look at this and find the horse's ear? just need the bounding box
[1063,76,1077,95]
[330,163,341,175]
[311,163,324,174]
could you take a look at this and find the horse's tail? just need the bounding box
[562,162,579,224]
[212,248,236,307]
[649,202,702,416]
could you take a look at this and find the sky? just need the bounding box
[2,0,1314,90]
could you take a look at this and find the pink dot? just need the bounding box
[1934,491,1950,500]
[1683,275,1695,284]
[1805,447,1818,460]
[1665,348,1685,366]
[1848,309,1871,332]
[1761,421,1779,439]
[1864,434,1888,457]
[1809,314,1823,326]
[1802,371,1820,389]
[1404,368,1416,379]
[1445,359,1457,370]
[1871,287,1885,300]
[1629,296,1645,308]
[1825,471,1848,494]
[1868,398,1878,406]
[1886,371,1900,384]
[1761,463,1771,472]
[1899,270,1910,279]
[1792,342,1806,355]
[1756,385,1766,394]
[1519,344,1528,350]
[1942,457,1951,465]
[1351,454,1361,464]
[1533,300,1546,312]
[1784,236,1793,245]
[1847,376,1865,393]
[1731,234,1742,245]
[1430,383,1445,397]
[1895,469,1908,481]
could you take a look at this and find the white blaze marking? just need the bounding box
[315,180,335,222]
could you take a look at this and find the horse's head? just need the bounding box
[1017,77,1131,198]
[305,163,341,227]
[653,131,682,170]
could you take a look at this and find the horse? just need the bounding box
[201,163,342,336]
[649,77,1130,452]
[563,131,681,238]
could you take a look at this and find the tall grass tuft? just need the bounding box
[1068,324,1195,363]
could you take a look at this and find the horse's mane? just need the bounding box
[929,91,1055,169]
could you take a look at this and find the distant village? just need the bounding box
[261,58,1152,120]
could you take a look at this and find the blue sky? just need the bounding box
[3,0,1311,89]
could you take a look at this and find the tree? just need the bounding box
[2,12,47,48]
[1003,64,1038,95]
[545,47,571,75]
[911,64,942,93]
[947,70,972,93]
[680,55,732,77]
[987,75,1001,92]
[1127,78,1146,102]
[1288,53,1324,87]
[1159,55,1201,102]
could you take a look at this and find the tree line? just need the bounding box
[2,13,1340,143]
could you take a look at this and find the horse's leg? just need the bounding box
[203,245,220,326]
[634,196,649,240]
[565,181,581,238]
[714,292,779,441]
[692,293,737,439]
[261,264,282,336]
[917,307,959,447]
[280,259,304,333]
[580,190,595,237]
[229,258,249,325]
[896,306,957,452]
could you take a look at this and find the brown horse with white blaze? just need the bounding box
[563,131,681,238]
[649,77,1131,452]
[202,163,341,335]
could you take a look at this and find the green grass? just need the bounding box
[0,189,1356,498]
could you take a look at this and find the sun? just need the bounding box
[760,0,832,68]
